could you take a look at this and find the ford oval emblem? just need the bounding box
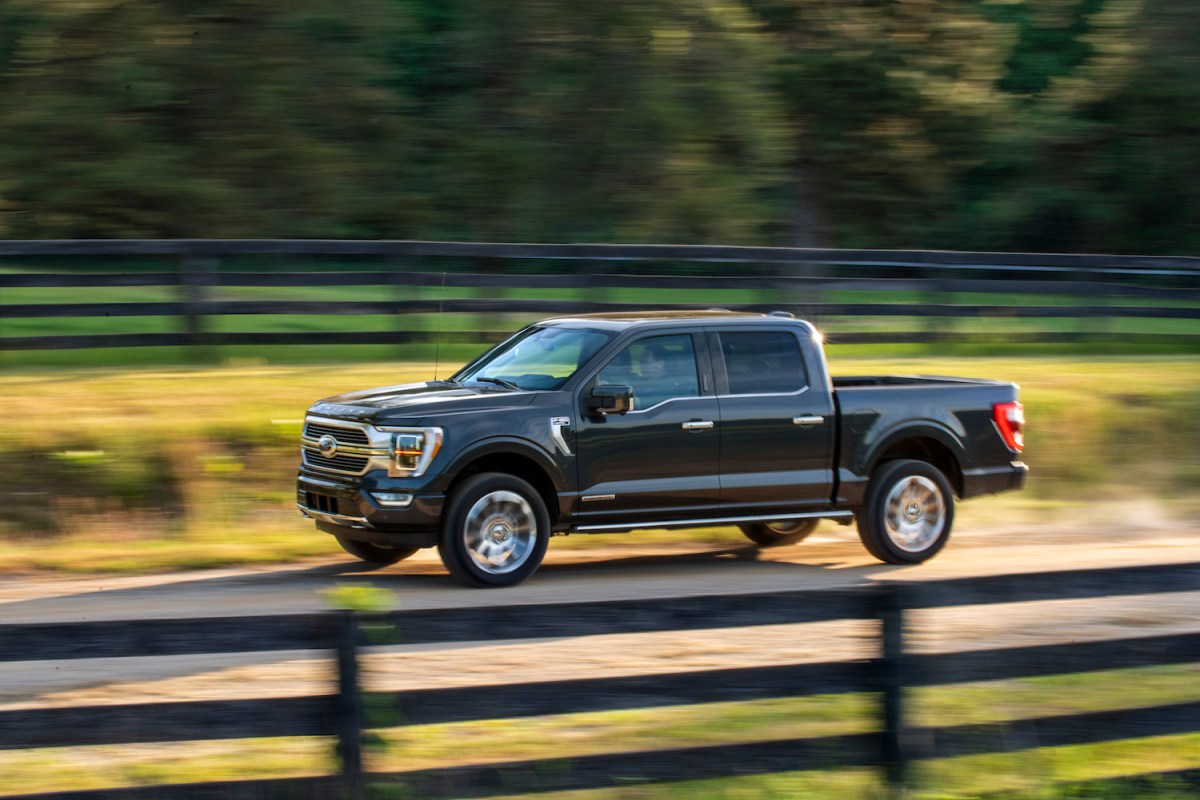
[317,435,339,458]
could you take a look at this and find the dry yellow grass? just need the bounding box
[0,355,1196,573]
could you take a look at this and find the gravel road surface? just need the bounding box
[1,506,1196,710]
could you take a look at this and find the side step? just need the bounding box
[574,510,853,534]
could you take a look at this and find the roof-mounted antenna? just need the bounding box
[432,271,447,381]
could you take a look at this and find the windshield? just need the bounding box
[453,326,614,391]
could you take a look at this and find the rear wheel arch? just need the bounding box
[867,430,964,498]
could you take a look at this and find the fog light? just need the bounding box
[370,492,414,508]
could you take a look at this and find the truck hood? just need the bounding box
[307,381,538,423]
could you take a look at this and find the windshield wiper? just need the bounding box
[473,376,522,391]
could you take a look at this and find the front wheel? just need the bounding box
[335,535,419,565]
[857,459,955,564]
[739,518,819,547]
[438,472,550,587]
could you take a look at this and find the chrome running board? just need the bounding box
[574,509,852,533]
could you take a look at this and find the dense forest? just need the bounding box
[0,0,1196,253]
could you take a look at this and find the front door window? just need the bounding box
[597,334,700,411]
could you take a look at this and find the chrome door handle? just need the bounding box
[682,420,715,430]
[793,415,825,426]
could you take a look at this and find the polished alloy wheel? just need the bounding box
[463,490,537,574]
[883,475,945,553]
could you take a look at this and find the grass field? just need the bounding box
[0,663,1196,797]
[0,354,1196,574]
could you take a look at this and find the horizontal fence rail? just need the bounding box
[1,239,1199,272]
[5,562,1196,663]
[0,562,1197,799]
[2,240,1199,354]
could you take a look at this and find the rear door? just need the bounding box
[573,330,721,525]
[710,327,836,513]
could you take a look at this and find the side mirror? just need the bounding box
[587,384,634,415]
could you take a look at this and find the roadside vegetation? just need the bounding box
[0,353,1196,574]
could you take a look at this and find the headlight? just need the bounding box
[389,428,443,477]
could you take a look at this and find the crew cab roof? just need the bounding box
[542,310,806,332]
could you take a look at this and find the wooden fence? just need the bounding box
[2,240,1199,352]
[1,561,1197,799]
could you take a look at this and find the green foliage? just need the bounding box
[0,0,412,238]
[934,1,1200,254]
[0,1,1196,251]
[322,582,398,612]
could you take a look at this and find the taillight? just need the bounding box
[993,401,1025,453]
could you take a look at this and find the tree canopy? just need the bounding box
[0,0,1195,253]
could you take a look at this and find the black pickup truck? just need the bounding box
[298,311,1027,586]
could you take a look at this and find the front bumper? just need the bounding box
[297,472,444,548]
[961,461,1028,499]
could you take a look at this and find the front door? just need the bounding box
[573,332,720,526]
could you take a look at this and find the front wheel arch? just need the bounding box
[441,439,565,524]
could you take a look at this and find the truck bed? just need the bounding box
[829,373,1022,506]
[832,375,1007,389]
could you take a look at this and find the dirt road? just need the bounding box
[1,505,1197,711]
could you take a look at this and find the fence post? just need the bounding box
[577,259,607,314]
[1078,264,1108,344]
[177,253,216,358]
[389,256,419,355]
[334,610,365,797]
[874,584,909,795]
[921,266,947,347]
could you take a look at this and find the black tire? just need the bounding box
[335,535,419,565]
[857,459,955,564]
[438,472,550,587]
[739,518,819,547]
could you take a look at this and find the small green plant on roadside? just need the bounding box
[321,583,398,614]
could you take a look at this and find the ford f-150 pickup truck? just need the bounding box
[298,311,1027,587]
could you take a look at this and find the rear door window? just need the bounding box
[718,331,807,395]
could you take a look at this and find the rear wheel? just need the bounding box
[857,459,954,564]
[335,535,419,565]
[739,518,819,547]
[438,472,550,587]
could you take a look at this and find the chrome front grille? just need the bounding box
[303,451,371,474]
[304,421,370,446]
[300,417,388,477]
